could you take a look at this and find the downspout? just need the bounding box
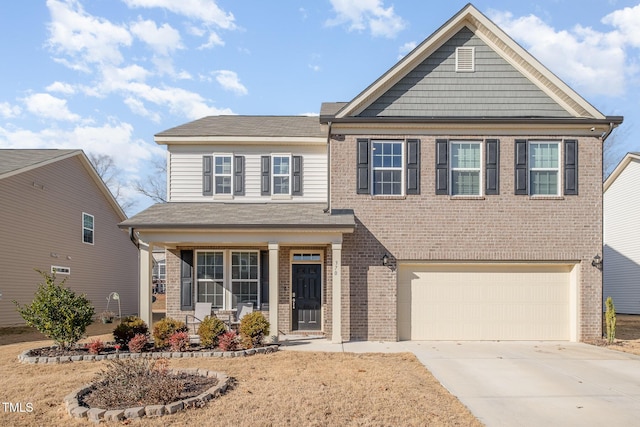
[128,227,139,249]
[323,121,332,214]
[601,122,616,142]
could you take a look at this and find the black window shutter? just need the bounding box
[202,156,213,196]
[406,139,420,195]
[260,250,269,307]
[261,155,271,195]
[356,139,370,194]
[435,139,448,195]
[292,155,303,196]
[485,139,500,195]
[180,250,194,310]
[564,139,578,195]
[233,155,245,196]
[514,140,528,195]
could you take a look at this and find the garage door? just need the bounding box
[398,263,574,341]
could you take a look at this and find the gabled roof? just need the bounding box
[119,202,355,231]
[604,152,640,192]
[0,149,127,220]
[155,115,326,144]
[323,3,615,124]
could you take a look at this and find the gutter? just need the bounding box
[128,227,139,249]
[324,121,332,214]
[601,121,618,142]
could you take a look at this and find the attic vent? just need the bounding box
[456,47,475,72]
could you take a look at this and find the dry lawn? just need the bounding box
[0,320,480,427]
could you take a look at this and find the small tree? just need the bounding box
[14,270,95,349]
[605,296,617,344]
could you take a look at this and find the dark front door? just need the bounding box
[292,264,321,331]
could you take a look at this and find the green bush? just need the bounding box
[152,317,187,348]
[197,315,227,348]
[113,316,148,348]
[605,296,617,344]
[239,311,270,348]
[14,270,95,349]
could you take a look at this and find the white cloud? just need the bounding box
[214,70,248,95]
[130,18,183,55]
[23,93,80,122]
[0,102,21,118]
[326,0,406,38]
[46,0,132,68]
[198,32,224,49]
[603,4,640,48]
[46,81,76,95]
[124,97,161,122]
[489,10,631,97]
[123,0,235,29]
[397,41,417,59]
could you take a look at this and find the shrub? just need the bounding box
[128,333,148,353]
[113,316,148,348]
[198,316,227,348]
[87,338,105,355]
[152,317,187,348]
[14,270,95,349]
[239,311,270,348]
[218,331,239,352]
[168,331,190,352]
[605,296,617,344]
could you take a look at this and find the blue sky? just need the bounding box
[1,0,639,214]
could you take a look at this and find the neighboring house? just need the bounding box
[0,149,138,326]
[120,4,622,342]
[603,153,640,314]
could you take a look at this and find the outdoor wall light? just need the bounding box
[382,253,389,266]
[592,254,603,270]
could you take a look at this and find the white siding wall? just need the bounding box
[168,144,327,203]
[604,159,640,314]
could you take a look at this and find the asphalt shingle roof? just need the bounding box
[155,116,326,138]
[120,203,355,230]
[0,149,79,176]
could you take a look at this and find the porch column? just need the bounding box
[268,242,279,337]
[332,242,342,344]
[139,241,154,328]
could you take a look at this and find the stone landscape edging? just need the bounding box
[18,344,279,364]
[63,368,230,422]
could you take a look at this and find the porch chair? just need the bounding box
[230,302,254,330]
[185,302,212,334]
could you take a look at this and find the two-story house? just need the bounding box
[120,4,622,343]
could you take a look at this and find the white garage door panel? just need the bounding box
[398,264,572,341]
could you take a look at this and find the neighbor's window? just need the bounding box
[231,251,259,309]
[214,155,232,194]
[529,142,559,195]
[196,251,224,308]
[450,142,481,195]
[372,141,403,195]
[82,213,94,244]
[272,155,291,195]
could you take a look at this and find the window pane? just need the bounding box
[215,156,231,174]
[215,176,231,194]
[530,143,558,168]
[274,176,289,194]
[83,229,93,244]
[451,143,480,168]
[373,170,401,195]
[83,214,94,229]
[530,171,558,195]
[452,171,480,195]
[273,156,289,174]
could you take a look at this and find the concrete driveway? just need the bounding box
[282,338,640,426]
[399,341,640,427]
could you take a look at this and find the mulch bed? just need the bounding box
[28,343,239,358]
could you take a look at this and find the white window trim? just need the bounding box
[195,249,261,310]
[272,154,292,196]
[371,140,405,196]
[82,212,94,245]
[450,140,483,196]
[291,250,324,264]
[213,154,233,196]
[529,141,561,196]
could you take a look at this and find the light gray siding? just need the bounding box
[0,156,138,326]
[360,27,571,118]
[604,159,640,314]
[168,144,327,203]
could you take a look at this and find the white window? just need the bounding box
[196,251,224,308]
[372,140,403,195]
[82,213,94,245]
[272,155,291,195]
[450,142,481,195]
[214,155,232,194]
[529,142,560,196]
[196,250,259,310]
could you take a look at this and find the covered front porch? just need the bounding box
[119,203,355,343]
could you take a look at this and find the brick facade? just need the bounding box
[331,134,603,341]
